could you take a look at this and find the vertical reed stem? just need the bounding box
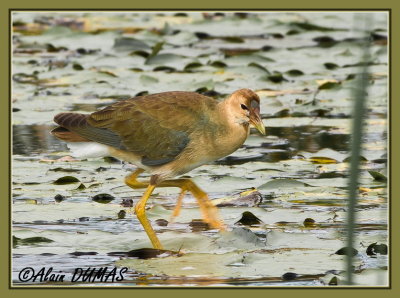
[346,14,372,285]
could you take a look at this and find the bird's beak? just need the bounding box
[249,109,266,135]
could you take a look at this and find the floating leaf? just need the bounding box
[368,171,387,182]
[15,236,54,246]
[366,243,388,256]
[46,43,68,53]
[235,211,262,226]
[72,63,84,70]
[291,22,346,32]
[286,29,301,35]
[194,31,210,39]
[117,210,126,219]
[221,36,244,43]
[152,66,176,72]
[12,73,38,84]
[324,62,339,70]
[317,172,346,179]
[303,218,316,227]
[129,50,150,58]
[103,156,120,163]
[54,194,65,202]
[209,60,227,68]
[343,156,368,163]
[174,12,188,17]
[345,74,357,80]
[166,32,198,46]
[313,36,338,47]
[282,272,297,281]
[53,176,80,185]
[113,37,150,51]
[70,251,98,256]
[271,33,284,39]
[268,73,287,83]
[248,62,270,74]
[129,67,144,72]
[275,221,290,226]
[92,193,115,204]
[76,183,86,190]
[215,191,263,207]
[145,53,185,65]
[329,276,338,285]
[216,227,265,249]
[184,62,203,71]
[98,70,118,77]
[155,219,169,226]
[342,61,381,68]
[286,69,304,76]
[108,248,180,259]
[216,154,266,165]
[121,198,133,207]
[259,179,311,190]
[149,41,165,57]
[221,48,258,56]
[140,74,159,85]
[261,45,274,51]
[49,167,81,173]
[135,91,149,96]
[335,247,358,256]
[318,81,341,90]
[308,157,338,164]
[23,199,38,204]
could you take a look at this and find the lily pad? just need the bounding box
[235,211,263,226]
[53,176,80,185]
[368,170,387,182]
[108,248,180,259]
[258,179,311,190]
[92,193,115,204]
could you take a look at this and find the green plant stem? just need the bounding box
[346,21,372,284]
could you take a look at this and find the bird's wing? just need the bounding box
[85,91,217,166]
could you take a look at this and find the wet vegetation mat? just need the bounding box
[12,11,388,287]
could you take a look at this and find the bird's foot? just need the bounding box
[197,196,226,231]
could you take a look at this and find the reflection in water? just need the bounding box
[267,125,350,153]
[13,125,67,155]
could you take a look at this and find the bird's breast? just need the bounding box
[155,123,249,178]
[192,121,249,163]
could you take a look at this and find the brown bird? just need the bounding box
[51,88,265,249]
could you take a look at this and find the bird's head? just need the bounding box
[227,89,266,135]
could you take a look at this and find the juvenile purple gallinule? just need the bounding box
[52,88,265,249]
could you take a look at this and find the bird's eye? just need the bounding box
[240,104,249,110]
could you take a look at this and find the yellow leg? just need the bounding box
[135,184,163,249]
[125,168,146,188]
[125,169,226,249]
[170,189,186,222]
[160,179,225,231]
[127,173,225,230]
